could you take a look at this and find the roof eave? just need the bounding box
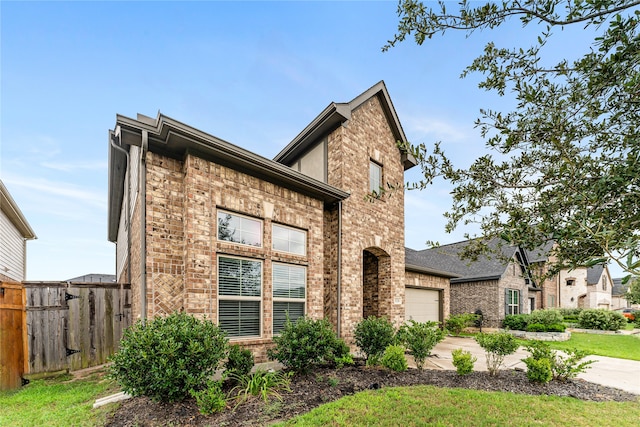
[451,275,502,284]
[405,263,460,278]
[0,180,36,240]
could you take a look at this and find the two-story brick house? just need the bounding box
[108,82,450,360]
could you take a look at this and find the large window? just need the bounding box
[369,161,382,195]
[272,263,306,334]
[272,224,306,256]
[217,211,262,247]
[506,289,520,315]
[218,256,262,337]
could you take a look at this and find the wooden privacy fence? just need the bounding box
[0,282,26,390]
[0,281,131,389]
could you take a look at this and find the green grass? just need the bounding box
[0,372,120,427]
[545,332,640,361]
[278,385,640,427]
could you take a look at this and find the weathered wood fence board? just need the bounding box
[0,281,131,386]
[0,282,25,391]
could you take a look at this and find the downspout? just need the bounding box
[140,130,148,320]
[110,127,130,286]
[337,201,342,338]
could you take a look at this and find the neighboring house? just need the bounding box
[67,274,116,283]
[108,81,449,360]
[611,278,630,310]
[525,241,559,310]
[407,239,536,328]
[0,180,36,282]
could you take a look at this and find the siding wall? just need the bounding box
[0,209,25,282]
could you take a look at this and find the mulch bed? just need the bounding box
[105,364,638,427]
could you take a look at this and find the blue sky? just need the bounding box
[1,1,622,280]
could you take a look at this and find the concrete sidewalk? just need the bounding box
[424,336,640,395]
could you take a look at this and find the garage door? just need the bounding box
[405,287,441,323]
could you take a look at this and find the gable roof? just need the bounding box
[586,264,605,285]
[524,240,556,263]
[405,247,460,278]
[108,113,350,242]
[408,238,528,284]
[0,180,36,240]
[612,278,628,296]
[273,81,417,171]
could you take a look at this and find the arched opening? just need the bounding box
[362,247,391,319]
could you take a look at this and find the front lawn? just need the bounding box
[279,385,640,427]
[546,332,640,361]
[0,372,119,427]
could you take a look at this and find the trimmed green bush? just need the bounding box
[529,309,564,326]
[502,314,529,331]
[525,323,547,332]
[445,313,479,335]
[578,309,626,331]
[524,340,594,382]
[475,332,519,375]
[523,357,553,384]
[545,323,566,332]
[109,311,228,402]
[190,380,227,415]
[451,348,476,375]
[225,344,254,378]
[396,320,445,370]
[559,308,583,317]
[354,316,396,362]
[267,316,348,373]
[380,345,408,372]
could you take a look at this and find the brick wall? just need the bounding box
[325,95,406,340]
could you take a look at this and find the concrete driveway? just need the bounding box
[423,336,640,395]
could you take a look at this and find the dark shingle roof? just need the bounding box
[612,278,628,296]
[406,239,523,284]
[524,241,555,263]
[586,265,605,285]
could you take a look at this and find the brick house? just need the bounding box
[0,179,36,283]
[407,239,535,328]
[108,81,450,360]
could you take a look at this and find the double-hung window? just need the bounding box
[369,161,382,195]
[272,224,306,256]
[217,211,262,247]
[506,289,520,315]
[218,256,262,337]
[272,263,306,334]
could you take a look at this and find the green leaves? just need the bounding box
[387,0,640,276]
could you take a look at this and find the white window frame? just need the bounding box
[272,263,306,335]
[217,255,263,338]
[217,210,263,247]
[507,289,520,315]
[369,160,382,195]
[272,224,307,256]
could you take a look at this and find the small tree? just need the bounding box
[445,313,478,336]
[475,332,519,376]
[396,320,445,370]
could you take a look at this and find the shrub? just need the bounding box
[451,348,476,375]
[529,309,564,326]
[635,314,640,328]
[545,323,566,332]
[354,316,396,362]
[502,314,530,331]
[523,357,553,384]
[225,344,254,378]
[335,353,355,368]
[524,340,594,382]
[445,313,478,335]
[578,309,626,331]
[559,308,583,317]
[267,317,347,373]
[475,332,519,375]
[230,369,292,404]
[380,345,408,372]
[525,323,547,332]
[396,320,445,370]
[109,311,228,402]
[190,380,227,415]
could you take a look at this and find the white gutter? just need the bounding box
[140,130,148,320]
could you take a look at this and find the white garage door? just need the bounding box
[405,287,441,323]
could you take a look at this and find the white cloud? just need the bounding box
[40,160,107,172]
[2,174,106,210]
[403,114,471,143]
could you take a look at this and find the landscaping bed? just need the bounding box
[105,362,638,427]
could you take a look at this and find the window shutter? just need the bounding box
[505,288,509,315]
[519,290,523,314]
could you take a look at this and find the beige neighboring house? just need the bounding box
[559,264,613,310]
[0,180,36,282]
[108,81,450,361]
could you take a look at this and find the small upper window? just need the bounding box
[272,224,306,256]
[369,161,382,195]
[602,276,608,291]
[217,211,262,247]
[566,279,575,286]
